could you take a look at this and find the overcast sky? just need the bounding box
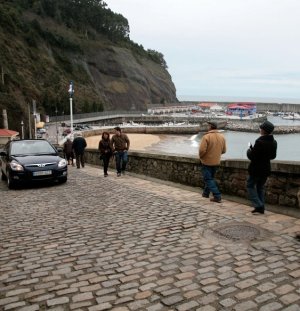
[105,0,300,102]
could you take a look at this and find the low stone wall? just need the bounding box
[85,149,300,213]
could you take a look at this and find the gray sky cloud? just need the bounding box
[105,0,300,102]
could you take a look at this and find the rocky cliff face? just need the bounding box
[85,44,178,111]
[0,10,177,130]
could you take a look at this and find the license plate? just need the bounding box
[33,170,52,176]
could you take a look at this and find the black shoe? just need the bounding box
[251,208,264,214]
[210,197,222,203]
[104,174,108,177]
[117,173,121,177]
[202,193,209,198]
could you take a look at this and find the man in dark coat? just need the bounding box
[72,132,87,169]
[247,121,277,214]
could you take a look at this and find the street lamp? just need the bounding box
[68,81,74,133]
[55,107,58,144]
[21,120,24,139]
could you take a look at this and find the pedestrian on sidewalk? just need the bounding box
[247,120,277,214]
[98,131,113,177]
[111,126,130,177]
[72,132,87,169]
[63,137,74,166]
[199,121,226,203]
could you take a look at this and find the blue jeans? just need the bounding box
[247,175,267,210]
[201,165,221,199]
[115,151,128,173]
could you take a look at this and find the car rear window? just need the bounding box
[11,141,56,155]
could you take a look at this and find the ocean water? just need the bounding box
[178,95,300,104]
[144,117,300,162]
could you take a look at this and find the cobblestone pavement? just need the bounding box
[1,165,300,311]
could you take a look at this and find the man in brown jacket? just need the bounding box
[199,121,226,203]
[111,127,130,176]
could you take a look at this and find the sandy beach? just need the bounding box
[85,133,161,151]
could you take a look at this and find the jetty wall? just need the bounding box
[84,149,300,216]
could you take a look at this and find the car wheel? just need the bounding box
[7,171,16,189]
[59,177,67,184]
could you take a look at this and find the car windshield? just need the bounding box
[11,140,56,156]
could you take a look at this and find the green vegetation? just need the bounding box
[0,0,171,129]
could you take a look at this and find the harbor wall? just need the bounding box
[84,149,300,216]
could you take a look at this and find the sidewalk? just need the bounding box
[0,165,299,310]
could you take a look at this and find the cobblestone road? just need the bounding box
[1,165,300,310]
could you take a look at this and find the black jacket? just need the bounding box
[247,134,277,177]
[72,137,87,154]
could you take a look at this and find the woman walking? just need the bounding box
[98,132,112,177]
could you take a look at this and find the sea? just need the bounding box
[144,116,300,162]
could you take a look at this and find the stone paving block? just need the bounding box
[161,295,184,306]
[47,296,69,307]
[259,302,283,311]
[3,301,26,310]
[279,293,300,305]
[72,292,94,302]
[233,300,257,311]
[17,305,39,311]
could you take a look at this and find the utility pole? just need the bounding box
[33,100,37,139]
[1,66,4,85]
[2,109,8,129]
[28,102,32,139]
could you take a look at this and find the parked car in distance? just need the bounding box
[37,128,47,134]
[62,128,71,136]
[0,139,68,189]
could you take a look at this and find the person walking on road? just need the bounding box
[199,121,226,203]
[247,120,277,215]
[72,132,87,169]
[63,137,74,166]
[98,132,112,177]
[111,126,130,177]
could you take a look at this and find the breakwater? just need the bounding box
[225,120,300,134]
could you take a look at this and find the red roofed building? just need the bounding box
[226,103,256,116]
[0,129,19,145]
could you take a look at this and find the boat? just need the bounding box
[282,113,300,120]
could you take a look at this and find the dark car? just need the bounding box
[0,139,68,189]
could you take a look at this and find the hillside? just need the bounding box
[0,0,177,131]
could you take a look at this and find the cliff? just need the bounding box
[0,1,178,130]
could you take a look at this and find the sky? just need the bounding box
[105,0,300,103]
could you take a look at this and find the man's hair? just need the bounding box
[114,126,121,132]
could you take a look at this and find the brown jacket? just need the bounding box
[199,130,226,166]
[111,133,130,151]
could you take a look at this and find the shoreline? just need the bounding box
[85,133,161,151]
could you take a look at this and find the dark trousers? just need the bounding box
[115,151,128,173]
[65,152,74,165]
[102,154,110,175]
[201,165,221,199]
[247,175,267,210]
[75,152,85,168]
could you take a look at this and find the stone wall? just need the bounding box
[84,149,300,212]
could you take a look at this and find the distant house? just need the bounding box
[197,102,215,112]
[226,103,256,116]
[0,129,19,145]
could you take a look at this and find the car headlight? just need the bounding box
[10,160,24,171]
[58,159,67,168]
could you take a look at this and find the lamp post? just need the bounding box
[21,120,24,139]
[55,107,58,144]
[68,81,74,133]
